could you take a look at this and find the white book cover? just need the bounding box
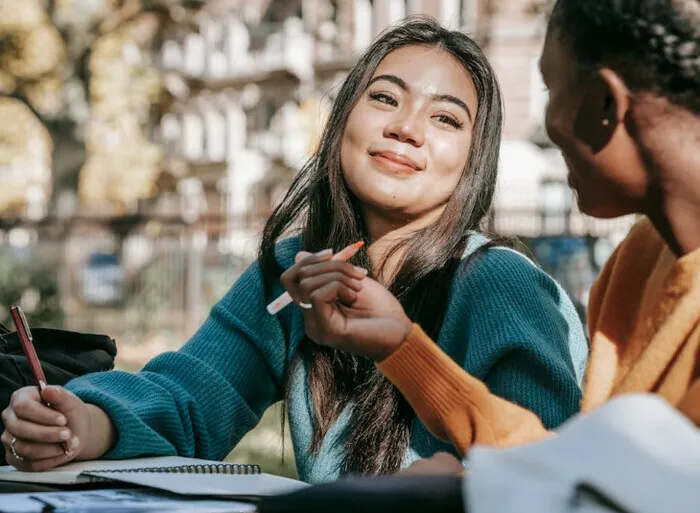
[0,455,306,498]
[466,394,700,513]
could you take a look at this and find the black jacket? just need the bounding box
[0,323,116,465]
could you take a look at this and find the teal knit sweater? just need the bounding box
[66,235,588,483]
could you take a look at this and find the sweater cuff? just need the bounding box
[377,324,489,428]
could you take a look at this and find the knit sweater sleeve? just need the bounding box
[378,247,587,456]
[65,246,295,461]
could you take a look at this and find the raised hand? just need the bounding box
[281,250,413,362]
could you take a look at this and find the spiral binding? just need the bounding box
[90,463,261,475]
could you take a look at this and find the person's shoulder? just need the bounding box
[448,235,576,318]
[626,216,658,242]
[456,234,545,290]
[614,216,666,262]
[272,235,303,269]
[592,216,665,295]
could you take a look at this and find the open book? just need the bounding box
[0,456,307,499]
[466,395,700,513]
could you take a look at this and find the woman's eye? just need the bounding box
[434,114,463,129]
[369,92,398,106]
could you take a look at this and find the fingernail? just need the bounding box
[316,249,333,257]
[56,415,67,426]
[354,266,368,276]
[69,437,80,449]
[59,429,71,440]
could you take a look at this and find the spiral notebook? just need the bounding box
[0,456,307,498]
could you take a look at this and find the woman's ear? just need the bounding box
[572,67,630,154]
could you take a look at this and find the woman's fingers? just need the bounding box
[1,432,75,461]
[7,388,68,427]
[310,281,358,311]
[298,261,368,282]
[2,408,73,444]
[7,445,76,472]
[298,272,363,303]
[280,250,333,302]
[305,281,358,343]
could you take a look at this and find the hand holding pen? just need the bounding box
[268,241,366,315]
[8,306,70,456]
[1,305,110,471]
[276,240,412,362]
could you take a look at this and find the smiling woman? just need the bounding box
[2,17,587,484]
[342,47,476,230]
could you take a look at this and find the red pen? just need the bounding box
[10,305,70,455]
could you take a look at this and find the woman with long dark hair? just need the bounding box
[285,0,700,475]
[1,17,587,481]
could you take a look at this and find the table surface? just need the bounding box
[1,475,466,513]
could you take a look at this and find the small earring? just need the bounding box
[602,118,610,126]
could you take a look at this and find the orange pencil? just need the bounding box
[266,241,365,315]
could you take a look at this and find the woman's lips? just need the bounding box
[369,151,421,173]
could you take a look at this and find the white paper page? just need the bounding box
[0,456,245,485]
[86,472,309,498]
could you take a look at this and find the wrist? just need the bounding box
[79,404,116,460]
[372,316,413,363]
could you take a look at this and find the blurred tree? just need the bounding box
[0,246,64,328]
[0,0,203,216]
[0,97,53,217]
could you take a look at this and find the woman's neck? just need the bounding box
[637,101,700,258]
[646,160,700,258]
[648,195,700,258]
[364,208,443,283]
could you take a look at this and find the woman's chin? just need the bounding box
[576,195,636,219]
[359,196,420,220]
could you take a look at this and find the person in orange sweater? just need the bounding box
[281,0,700,468]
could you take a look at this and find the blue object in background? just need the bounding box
[82,252,124,306]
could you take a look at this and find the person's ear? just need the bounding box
[572,67,630,154]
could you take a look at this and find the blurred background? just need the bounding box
[0,0,636,477]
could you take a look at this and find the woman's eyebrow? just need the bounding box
[369,74,473,122]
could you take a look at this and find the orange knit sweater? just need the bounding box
[378,218,700,456]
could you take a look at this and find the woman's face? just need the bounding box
[540,26,649,218]
[340,45,478,223]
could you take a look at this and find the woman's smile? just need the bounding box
[369,150,423,175]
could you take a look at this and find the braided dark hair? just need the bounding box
[550,0,700,113]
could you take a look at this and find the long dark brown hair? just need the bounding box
[259,16,503,475]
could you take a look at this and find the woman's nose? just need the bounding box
[384,112,425,147]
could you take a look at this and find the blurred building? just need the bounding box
[154,0,635,258]
[0,0,637,344]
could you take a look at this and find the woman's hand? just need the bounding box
[399,452,465,476]
[281,250,413,362]
[1,385,114,471]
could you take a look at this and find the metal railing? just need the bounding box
[0,214,256,368]
[0,206,637,364]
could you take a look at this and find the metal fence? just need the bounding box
[0,208,638,368]
[0,215,257,370]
